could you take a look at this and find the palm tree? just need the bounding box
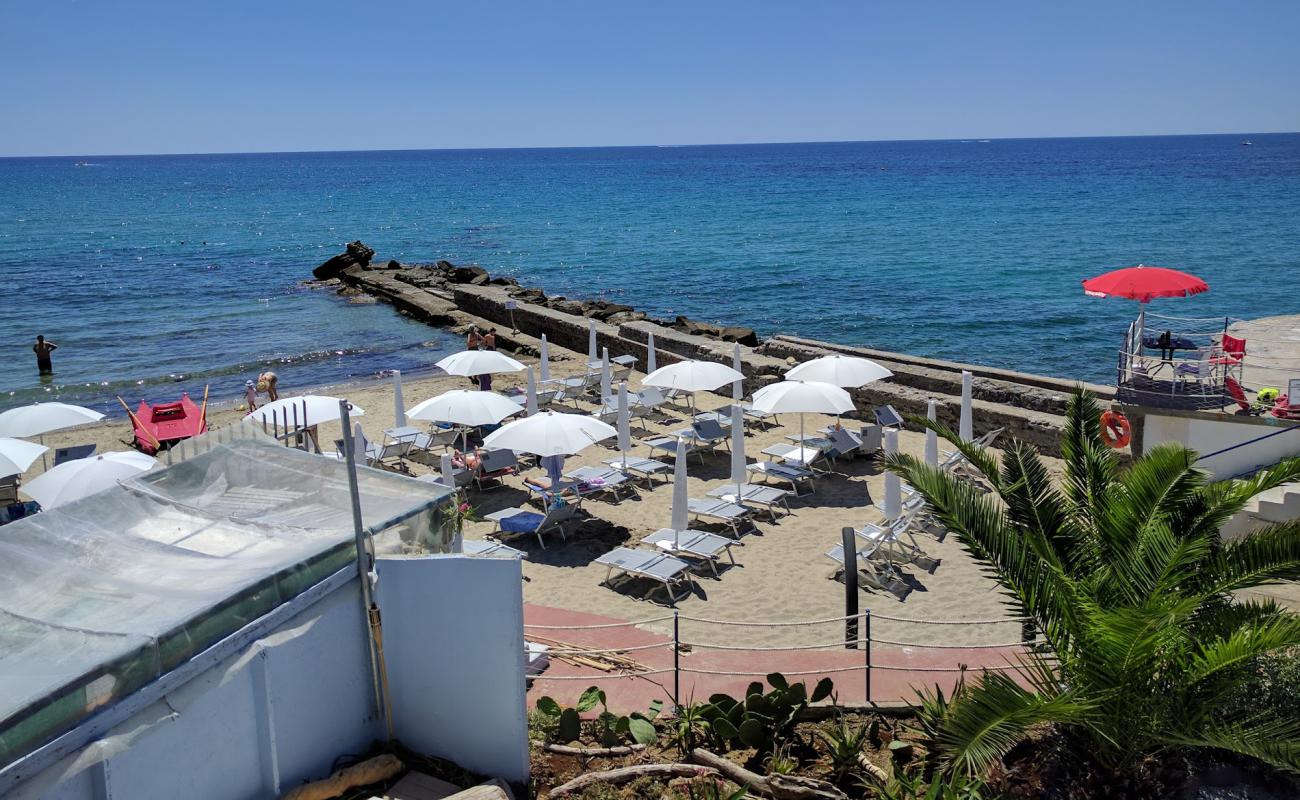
[885,388,1300,780]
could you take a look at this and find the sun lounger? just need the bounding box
[745,460,816,496]
[855,510,925,561]
[644,434,706,464]
[824,544,912,600]
[874,405,905,429]
[687,497,756,537]
[939,427,1005,479]
[473,448,519,491]
[761,443,828,472]
[484,499,581,548]
[706,483,791,518]
[0,475,19,505]
[642,528,738,576]
[564,464,635,502]
[331,436,381,463]
[595,546,695,605]
[53,443,96,466]
[735,402,777,429]
[462,539,525,558]
[603,456,672,486]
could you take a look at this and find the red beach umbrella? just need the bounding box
[1081,264,1209,303]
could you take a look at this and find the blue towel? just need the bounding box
[500,511,546,533]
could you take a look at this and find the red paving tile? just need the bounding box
[524,604,1030,712]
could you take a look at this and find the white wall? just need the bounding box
[17,579,381,800]
[1143,413,1300,479]
[375,555,529,785]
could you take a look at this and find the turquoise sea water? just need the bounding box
[1,134,1297,414]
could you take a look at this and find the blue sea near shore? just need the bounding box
[2,133,1298,415]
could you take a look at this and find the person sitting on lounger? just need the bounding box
[452,448,482,471]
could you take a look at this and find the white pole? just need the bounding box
[646,332,658,375]
[526,367,539,416]
[925,398,938,468]
[884,428,901,520]
[959,370,973,442]
[671,439,689,544]
[617,381,631,471]
[588,320,597,366]
[730,402,745,496]
[392,370,405,427]
[732,343,743,402]
[539,334,551,382]
[600,347,612,405]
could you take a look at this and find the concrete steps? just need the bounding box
[1221,481,1300,540]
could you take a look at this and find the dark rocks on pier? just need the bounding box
[386,259,402,270]
[452,265,490,284]
[312,240,376,280]
[670,316,757,346]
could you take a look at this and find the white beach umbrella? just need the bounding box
[600,348,612,405]
[525,368,539,416]
[436,349,526,377]
[671,439,689,544]
[539,334,551,382]
[588,320,598,365]
[0,437,48,478]
[482,411,616,457]
[786,355,893,388]
[407,390,522,427]
[646,332,658,375]
[960,370,973,441]
[23,451,156,510]
[0,402,105,438]
[617,382,632,469]
[393,370,406,427]
[729,403,746,495]
[643,360,743,393]
[246,395,362,426]
[883,429,902,520]
[750,379,855,446]
[732,343,744,402]
[924,398,939,468]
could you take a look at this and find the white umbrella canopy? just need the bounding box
[0,402,105,438]
[643,360,744,393]
[751,379,855,447]
[0,438,48,478]
[482,411,616,457]
[786,355,893,388]
[246,395,363,426]
[407,390,523,427]
[22,451,157,510]
[435,350,526,377]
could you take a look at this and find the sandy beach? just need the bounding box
[29,340,1035,652]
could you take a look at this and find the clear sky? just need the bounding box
[2,0,1297,156]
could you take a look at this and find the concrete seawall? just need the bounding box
[325,260,1105,457]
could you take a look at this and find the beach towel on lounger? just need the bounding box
[501,511,546,533]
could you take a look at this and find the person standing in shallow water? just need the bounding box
[33,335,57,375]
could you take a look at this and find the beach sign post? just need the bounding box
[925,398,939,467]
[505,299,518,333]
[671,439,689,547]
[393,370,406,427]
[960,370,973,441]
[646,331,657,375]
[539,334,551,382]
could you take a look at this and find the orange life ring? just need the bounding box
[1099,410,1132,449]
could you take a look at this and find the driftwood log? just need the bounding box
[690,749,848,800]
[279,753,403,800]
[537,741,649,757]
[549,763,719,796]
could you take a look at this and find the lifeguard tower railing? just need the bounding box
[1115,311,1243,411]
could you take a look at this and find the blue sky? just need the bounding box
[2,0,1297,156]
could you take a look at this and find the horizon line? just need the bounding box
[2,130,1295,161]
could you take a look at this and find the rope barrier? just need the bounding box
[871,662,1024,673]
[681,639,866,652]
[868,612,1025,625]
[524,616,674,630]
[531,668,677,681]
[677,613,862,627]
[540,642,672,656]
[869,638,1035,649]
[679,665,868,677]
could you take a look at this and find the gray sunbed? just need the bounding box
[484,500,580,548]
[706,483,791,518]
[603,456,672,486]
[595,546,695,605]
[746,460,816,496]
[687,497,755,537]
[824,544,912,600]
[642,528,738,576]
[565,464,635,502]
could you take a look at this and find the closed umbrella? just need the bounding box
[247,395,363,426]
[393,370,406,427]
[588,320,598,365]
[525,368,539,416]
[924,399,939,467]
[732,343,744,402]
[23,451,156,509]
[960,371,973,441]
[435,350,525,377]
[407,390,522,427]
[785,355,893,388]
[600,347,612,405]
[750,380,855,451]
[883,429,902,520]
[539,334,551,382]
[729,403,746,496]
[671,439,689,545]
[351,422,367,465]
[617,382,632,470]
[0,438,48,478]
[646,332,658,375]
[482,411,616,457]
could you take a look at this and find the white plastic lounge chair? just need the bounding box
[746,460,816,496]
[874,405,905,429]
[824,544,912,600]
[473,448,519,491]
[939,427,1005,478]
[565,464,635,502]
[1174,348,1215,390]
[603,456,672,487]
[632,387,671,416]
[644,434,706,464]
[595,546,695,605]
[462,539,525,558]
[642,529,738,576]
[735,401,777,429]
[761,443,828,473]
[687,497,755,537]
[331,435,381,463]
[855,511,926,563]
[706,483,791,518]
[484,499,580,548]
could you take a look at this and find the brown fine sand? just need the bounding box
[30,342,1035,651]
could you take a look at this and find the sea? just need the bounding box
[2,133,1297,415]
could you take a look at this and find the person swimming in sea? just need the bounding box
[33,335,58,375]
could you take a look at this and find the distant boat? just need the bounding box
[1241,140,1253,146]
